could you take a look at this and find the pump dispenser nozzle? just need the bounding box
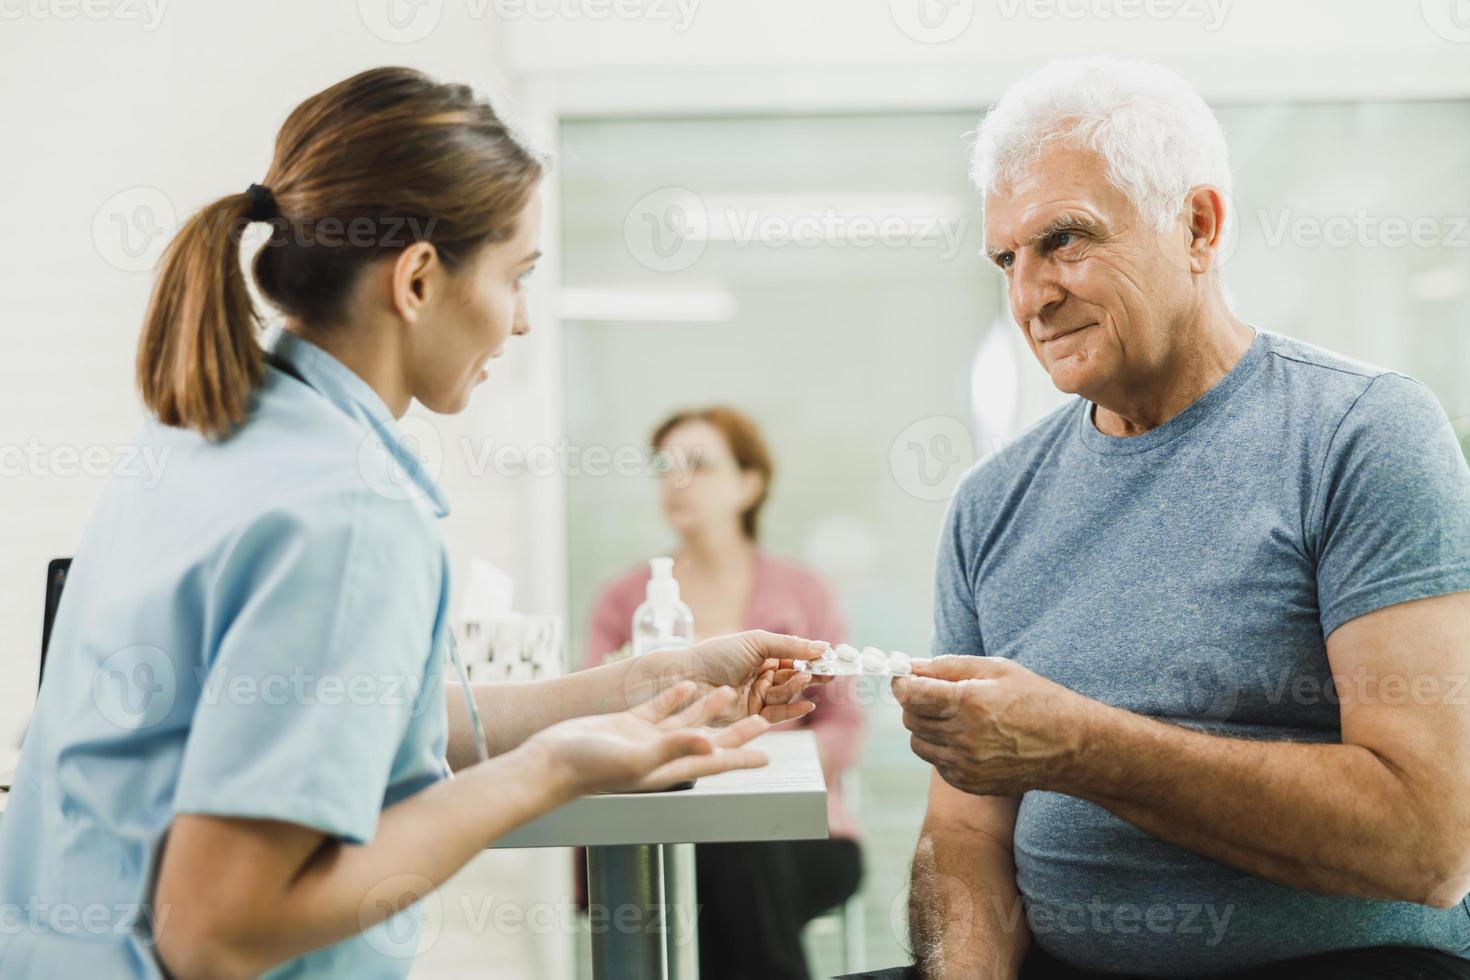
[647,556,679,605]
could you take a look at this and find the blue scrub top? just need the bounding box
[0,329,454,978]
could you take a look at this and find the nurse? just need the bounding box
[0,67,825,979]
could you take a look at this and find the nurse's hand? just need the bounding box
[639,630,831,727]
[531,681,774,795]
[893,655,1090,797]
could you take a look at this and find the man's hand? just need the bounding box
[894,655,1092,796]
[636,629,831,727]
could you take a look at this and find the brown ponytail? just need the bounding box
[136,193,263,440]
[136,67,544,440]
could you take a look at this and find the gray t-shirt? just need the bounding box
[933,328,1470,974]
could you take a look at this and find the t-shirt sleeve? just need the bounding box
[1312,373,1470,638]
[173,489,446,844]
[933,466,987,658]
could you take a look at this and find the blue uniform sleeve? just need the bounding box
[172,489,447,844]
[933,465,988,658]
[1312,373,1470,638]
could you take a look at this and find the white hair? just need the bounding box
[971,58,1232,232]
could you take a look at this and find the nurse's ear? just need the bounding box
[387,241,442,324]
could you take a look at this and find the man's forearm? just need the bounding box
[910,827,1028,978]
[1057,701,1458,905]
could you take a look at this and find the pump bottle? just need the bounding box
[632,557,695,657]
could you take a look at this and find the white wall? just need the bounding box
[501,0,1470,109]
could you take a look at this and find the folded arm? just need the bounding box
[1061,592,1470,907]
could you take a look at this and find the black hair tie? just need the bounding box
[244,183,280,222]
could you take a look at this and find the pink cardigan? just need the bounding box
[584,552,863,840]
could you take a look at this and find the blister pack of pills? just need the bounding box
[797,643,913,677]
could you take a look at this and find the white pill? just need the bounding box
[888,651,912,676]
[834,643,861,663]
[860,647,887,673]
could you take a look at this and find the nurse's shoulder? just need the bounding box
[226,365,435,518]
[124,361,448,607]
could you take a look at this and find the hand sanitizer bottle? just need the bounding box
[632,557,695,657]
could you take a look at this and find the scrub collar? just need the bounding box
[264,326,451,519]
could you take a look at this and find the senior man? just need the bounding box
[855,59,1470,979]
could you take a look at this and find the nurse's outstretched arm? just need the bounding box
[445,629,829,769]
[154,683,767,980]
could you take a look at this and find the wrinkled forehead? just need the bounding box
[982,143,1139,250]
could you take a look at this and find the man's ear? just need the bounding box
[389,242,439,323]
[1184,185,1229,274]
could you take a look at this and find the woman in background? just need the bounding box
[585,406,865,980]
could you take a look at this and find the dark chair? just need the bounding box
[40,557,70,690]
